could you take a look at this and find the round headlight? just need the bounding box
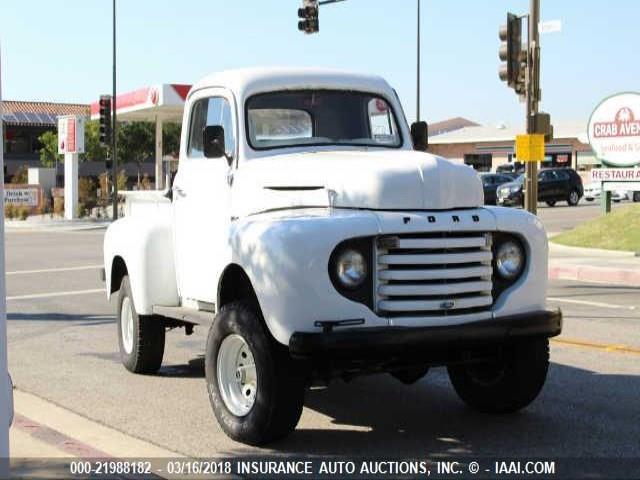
[336,249,367,289]
[495,240,524,280]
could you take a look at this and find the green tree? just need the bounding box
[163,122,181,157]
[117,122,154,186]
[81,120,107,162]
[38,130,62,167]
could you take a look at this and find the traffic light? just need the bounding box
[498,13,525,94]
[99,95,112,148]
[298,1,319,34]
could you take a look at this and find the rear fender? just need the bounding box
[103,216,178,314]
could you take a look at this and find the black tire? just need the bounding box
[447,338,549,413]
[391,367,429,385]
[117,276,165,374]
[633,192,640,203]
[567,189,580,206]
[205,301,305,445]
[545,200,556,207]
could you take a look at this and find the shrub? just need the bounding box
[17,206,30,221]
[4,204,16,220]
[11,165,28,184]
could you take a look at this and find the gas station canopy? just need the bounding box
[89,84,191,122]
[89,84,191,189]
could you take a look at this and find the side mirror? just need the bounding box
[203,125,226,159]
[411,121,428,151]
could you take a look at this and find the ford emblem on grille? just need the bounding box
[440,300,455,310]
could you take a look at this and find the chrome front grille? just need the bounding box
[375,232,493,317]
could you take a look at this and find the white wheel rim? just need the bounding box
[120,297,134,355]
[217,334,257,417]
[570,192,578,203]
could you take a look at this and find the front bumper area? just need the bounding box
[289,309,562,358]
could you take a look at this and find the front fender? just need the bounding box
[485,206,548,316]
[103,215,178,314]
[229,209,383,345]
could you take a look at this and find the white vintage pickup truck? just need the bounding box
[103,67,562,445]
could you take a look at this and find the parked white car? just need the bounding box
[103,68,562,445]
[584,182,628,202]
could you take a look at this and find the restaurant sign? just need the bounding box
[588,92,640,167]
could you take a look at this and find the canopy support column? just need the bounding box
[155,116,163,190]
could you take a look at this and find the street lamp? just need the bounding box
[112,0,118,220]
[0,42,13,477]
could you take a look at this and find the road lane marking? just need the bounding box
[6,264,102,276]
[552,338,640,355]
[548,297,637,310]
[7,288,104,301]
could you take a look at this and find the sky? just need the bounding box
[1,0,638,127]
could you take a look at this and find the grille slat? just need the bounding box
[379,265,492,281]
[379,251,492,265]
[379,280,492,297]
[376,232,493,317]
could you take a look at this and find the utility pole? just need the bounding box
[416,0,421,122]
[112,0,118,220]
[524,0,541,215]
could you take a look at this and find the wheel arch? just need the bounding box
[110,255,128,295]
[217,263,262,313]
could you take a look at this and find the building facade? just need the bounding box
[428,120,597,173]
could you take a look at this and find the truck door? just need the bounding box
[172,91,235,305]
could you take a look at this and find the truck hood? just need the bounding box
[232,150,483,216]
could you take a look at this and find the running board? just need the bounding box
[152,305,215,326]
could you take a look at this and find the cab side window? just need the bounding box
[188,97,235,158]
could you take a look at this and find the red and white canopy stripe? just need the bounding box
[90,84,191,122]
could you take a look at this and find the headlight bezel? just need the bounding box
[328,237,374,310]
[492,234,527,299]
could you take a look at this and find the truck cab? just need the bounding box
[104,68,561,445]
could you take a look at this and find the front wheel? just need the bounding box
[633,192,640,202]
[447,338,549,413]
[117,276,165,374]
[205,302,306,445]
[567,189,580,206]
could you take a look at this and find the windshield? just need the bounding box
[515,174,525,184]
[246,90,402,150]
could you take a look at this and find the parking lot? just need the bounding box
[5,227,639,459]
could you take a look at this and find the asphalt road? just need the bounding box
[5,229,640,460]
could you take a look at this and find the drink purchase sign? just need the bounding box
[588,92,640,186]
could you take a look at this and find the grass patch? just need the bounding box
[551,203,640,252]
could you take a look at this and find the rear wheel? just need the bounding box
[117,276,165,374]
[205,302,306,445]
[448,338,549,413]
[633,192,640,202]
[567,189,580,206]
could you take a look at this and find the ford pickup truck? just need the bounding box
[103,67,562,445]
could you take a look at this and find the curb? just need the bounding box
[549,241,638,258]
[549,263,640,286]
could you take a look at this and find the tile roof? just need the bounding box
[2,100,89,126]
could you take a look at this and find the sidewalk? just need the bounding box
[549,242,640,286]
[8,389,181,478]
[5,215,110,232]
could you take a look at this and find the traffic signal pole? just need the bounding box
[524,0,541,215]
